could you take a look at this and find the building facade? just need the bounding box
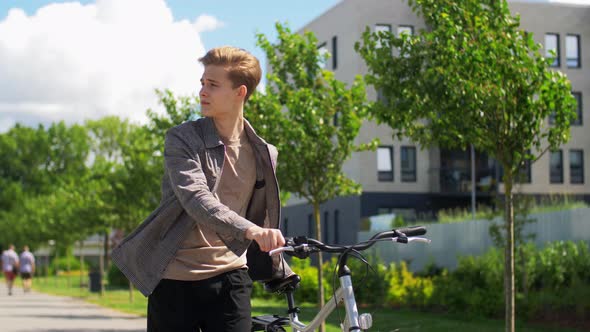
[280,0,590,244]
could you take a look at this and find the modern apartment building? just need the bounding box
[280,0,590,244]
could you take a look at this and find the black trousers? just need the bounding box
[147,268,252,332]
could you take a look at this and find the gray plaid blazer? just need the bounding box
[111,117,292,296]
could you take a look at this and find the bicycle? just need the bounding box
[251,226,430,332]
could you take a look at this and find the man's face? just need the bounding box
[199,65,243,119]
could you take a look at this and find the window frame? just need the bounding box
[332,35,338,70]
[317,42,328,69]
[397,25,414,36]
[374,24,392,49]
[566,34,581,68]
[550,150,564,184]
[401,146,417,182]
[545,33,561,68]
[377,146,394,182]
[572,92,583,126]
[570,149,584,184]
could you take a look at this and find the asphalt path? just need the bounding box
[0,287,146,332]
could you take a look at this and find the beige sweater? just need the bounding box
[163,131,255,280]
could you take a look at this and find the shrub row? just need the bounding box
[252,241,590,322]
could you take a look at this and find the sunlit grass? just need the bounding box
[28,275,581,331]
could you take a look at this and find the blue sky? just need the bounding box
[0,0,340,67]
[0,0,340,131]
[2,0,587,131]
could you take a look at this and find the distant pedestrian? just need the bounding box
[2,244,19,296]
[19,246,35,293]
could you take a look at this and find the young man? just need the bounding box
[2,244,19,296]
[112,46,292,331]
[19,245,35,293]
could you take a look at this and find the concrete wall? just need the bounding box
[358,208,590,272]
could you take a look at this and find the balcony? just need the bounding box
[438,148,499,194]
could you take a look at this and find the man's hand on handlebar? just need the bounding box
[245,225,286,252]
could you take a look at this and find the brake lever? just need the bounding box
[392,237,431,244]
[268,246,294,256]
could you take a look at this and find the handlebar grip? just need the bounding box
[395,226,426,236]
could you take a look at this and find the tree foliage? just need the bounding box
[0,89,198,253]
[247,23,377,324]
[355,0,577,330]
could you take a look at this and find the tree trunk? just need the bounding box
[66,247,71,288]
[79,241,85,292]
[54,243,59,288]
[103,231,110,273]
[313,202,325,332]
[504,170,515,332]
[99,245,105,297]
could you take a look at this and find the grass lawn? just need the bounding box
[27,275,581,332]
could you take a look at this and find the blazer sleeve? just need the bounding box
[164,128,257,242]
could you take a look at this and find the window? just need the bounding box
[550,150,563,183]
[323,211,329,243]
[283,218,288,236]
[570,149,584,184]
[397,25,413,57]
[308,214,314,237]
[545,33,560,67]
[333,112,339,126]
[334,210,339,243]
[572,92,583,125]
[401,146,417,182]
[397,25,414,36]
[317,42,328,69]
[550,92,582,125]
[332,36,338,70]
[377,146,394,181]
[566,34,580,68]
[497,152,531,184]
[376,88,389,106]
[375,24,392,48]
[518,158,532,184]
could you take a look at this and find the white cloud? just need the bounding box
[193,14,224,33]
[0,0,218,131]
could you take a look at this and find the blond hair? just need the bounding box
[199,46,262,102]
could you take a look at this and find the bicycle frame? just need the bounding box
[287,271,365,331]
[259,228,429,332]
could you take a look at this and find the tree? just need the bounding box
[109,89,198,301]
[355,1,577,331]
[248,23,377,330]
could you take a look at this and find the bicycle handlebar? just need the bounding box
[269,226,429,257]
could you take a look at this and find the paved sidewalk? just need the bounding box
[0,287,146,332]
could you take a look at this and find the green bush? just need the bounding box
[345,254,390,306]
[252,240,590,325]
[290,257,319,303]
[431,241,590,319]
[49,256,82,274]
[387,261,434,308]
[107,263,129,288]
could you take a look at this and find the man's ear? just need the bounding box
[237,85,247,99]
